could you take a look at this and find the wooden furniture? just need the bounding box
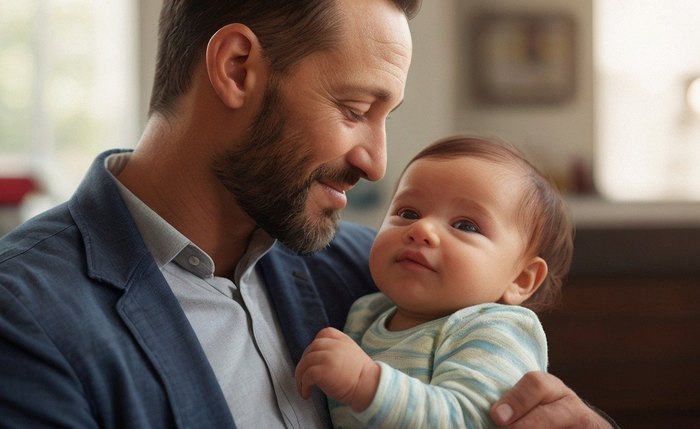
[539,227,700,428]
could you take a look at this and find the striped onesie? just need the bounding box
[330,292,548,429]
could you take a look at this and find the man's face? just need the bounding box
[213,78,362,254]
[214,0,412,254]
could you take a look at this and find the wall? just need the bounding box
[137,0,162,126]
[457,0,594,182]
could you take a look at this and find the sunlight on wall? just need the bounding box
[595,0,700,200]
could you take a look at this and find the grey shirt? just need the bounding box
[106,153,326,428]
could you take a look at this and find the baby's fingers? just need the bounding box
[294,356,313,398]
[295,346,328,399]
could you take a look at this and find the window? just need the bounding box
[0,0,138,205]
[595,0,700,200]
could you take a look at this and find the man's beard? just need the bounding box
[212,77,361,254]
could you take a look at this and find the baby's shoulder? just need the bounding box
[343,293,394,337]
[444,303,543,335]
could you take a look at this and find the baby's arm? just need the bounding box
[346,305,548,428]
[295,327,381,412]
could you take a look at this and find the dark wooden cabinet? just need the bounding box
[540,259,700,427]
[537,225,700,427]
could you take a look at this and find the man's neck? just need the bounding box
[117,117,257,278]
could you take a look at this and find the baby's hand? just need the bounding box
[295,327,380,412]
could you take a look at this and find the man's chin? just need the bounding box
[280,209,341,255]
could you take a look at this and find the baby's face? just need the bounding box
[369,157,531,322]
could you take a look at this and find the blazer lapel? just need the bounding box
[258,246,329,364]
[117,265,236,428]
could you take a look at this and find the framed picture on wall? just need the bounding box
[470,12,576,105]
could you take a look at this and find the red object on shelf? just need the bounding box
[0,177,37,206]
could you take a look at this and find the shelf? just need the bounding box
[566,196,700,228]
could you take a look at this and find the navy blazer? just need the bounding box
[0,150,377,428]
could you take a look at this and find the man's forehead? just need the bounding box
[336,0,412,53]
[332,0,412,92]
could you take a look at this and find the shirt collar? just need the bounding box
[233,228,275,285]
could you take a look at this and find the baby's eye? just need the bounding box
[398,209,419,220]
[453,219,480,233]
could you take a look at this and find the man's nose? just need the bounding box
[346,125,387,182]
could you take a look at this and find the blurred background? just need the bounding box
[1,1,699,427]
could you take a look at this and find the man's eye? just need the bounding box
[348,110,364,121]
[453,220,479,233]
[344,106,367,122]
[398,209,419,220]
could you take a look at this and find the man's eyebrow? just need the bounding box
[372,88,391,102]
[336,85,404,113]
[373,89,403,114]
[338,85,397,103]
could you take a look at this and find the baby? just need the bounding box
[296,136,573,428]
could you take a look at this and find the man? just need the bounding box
[0,0,615,427]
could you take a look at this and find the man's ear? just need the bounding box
[206,23,264,109]
[500,257,548,305]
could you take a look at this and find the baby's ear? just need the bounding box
[500,257,548,305]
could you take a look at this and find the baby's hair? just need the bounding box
[403,136,574,311]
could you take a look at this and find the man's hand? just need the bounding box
[295,327,380,412]
[490,371,615,428]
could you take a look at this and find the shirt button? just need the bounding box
[188,255,200,266]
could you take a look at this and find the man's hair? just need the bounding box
[149,0,422,116]
[404,136,574,312]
